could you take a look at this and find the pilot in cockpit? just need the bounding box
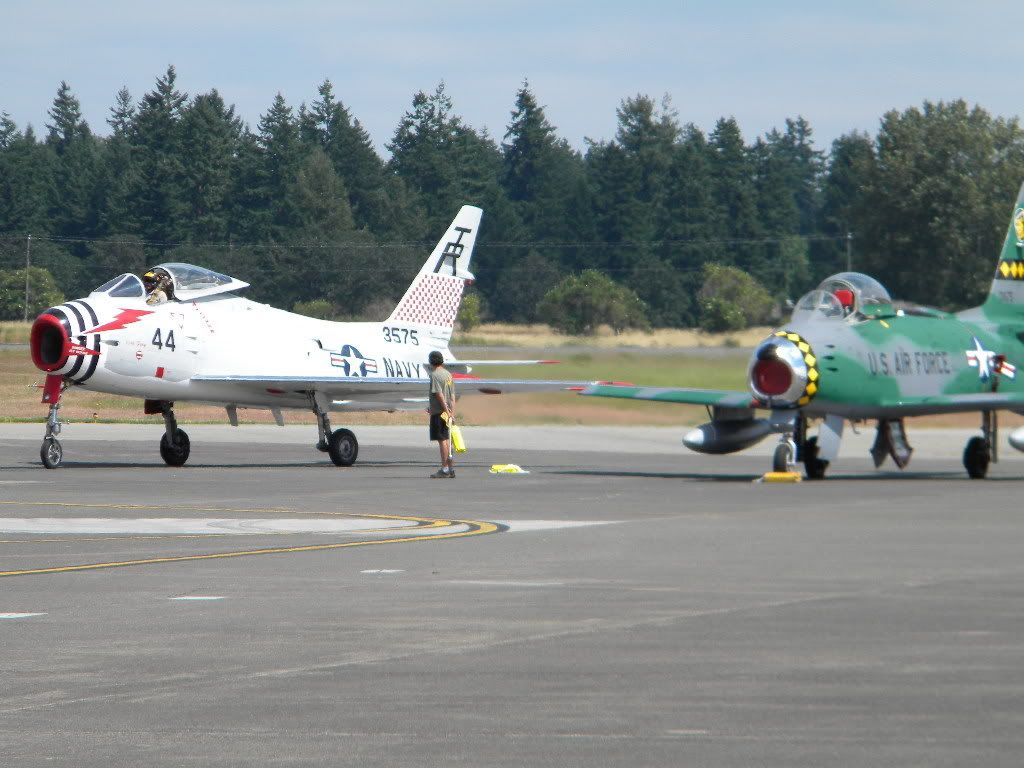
[833,288,855,316]
[143,268,173,306]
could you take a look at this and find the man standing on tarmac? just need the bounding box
[427,350,456,479]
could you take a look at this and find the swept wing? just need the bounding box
[193,373,584,409]
[580,383,757,409]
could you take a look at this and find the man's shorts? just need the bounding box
[429,413,450,441]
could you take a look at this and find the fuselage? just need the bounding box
[754,307,1024,419]
[32,289,445,411]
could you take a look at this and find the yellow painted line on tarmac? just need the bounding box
[0,515,502,578]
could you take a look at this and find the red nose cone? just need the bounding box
[30,313,70,372]
[752,357,792,396]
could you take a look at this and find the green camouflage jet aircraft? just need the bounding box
[581,183,1024,479]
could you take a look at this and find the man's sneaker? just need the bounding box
[447,470,456,479]
[429,469,449,479]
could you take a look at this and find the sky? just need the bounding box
[0,1,1018,156]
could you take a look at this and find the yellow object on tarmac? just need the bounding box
[489,464,530,474]
[757,471,802,483]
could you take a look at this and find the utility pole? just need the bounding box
[23,234,31,322]
[845,231,853,272]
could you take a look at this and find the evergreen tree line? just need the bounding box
[2,66,1024,324]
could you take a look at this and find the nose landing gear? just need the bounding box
[39,375,65,469]
[772,438,797,473]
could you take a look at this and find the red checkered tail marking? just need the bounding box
[387,206,481,329]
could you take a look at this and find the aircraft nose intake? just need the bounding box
[751,347,792,396]
[30,312,71,372]
[747,333,819,407]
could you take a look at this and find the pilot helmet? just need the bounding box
[143,268,170,292]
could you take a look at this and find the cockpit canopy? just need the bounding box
[90,263,249,300]
[791,272,893,324]
[90,273,145,298]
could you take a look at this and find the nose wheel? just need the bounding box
[772,439,796,472]
[40,436,63,469]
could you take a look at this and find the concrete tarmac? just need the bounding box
[1,425,1024,767]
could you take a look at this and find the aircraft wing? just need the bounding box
[192,374,585,407]
[580,384,1024,416]
[871,392,1024,416]
[580,383,757,408]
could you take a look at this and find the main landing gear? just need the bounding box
[154,401,191,467]
[312,395,358,467]
[963,411,996,479]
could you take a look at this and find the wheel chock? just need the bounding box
[757,471,802,483]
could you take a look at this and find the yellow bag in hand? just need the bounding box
[450,422,467,453]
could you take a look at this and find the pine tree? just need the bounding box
[386,83,461,232]
[818,131,875,278]
[0,125,54,235]
[45,81,100,238]
[0,112,17,150]
[708,117,762,276]
[501,82,587,242]
[130,66,189,244]
[98,87,138,235]
[255,92,303,239]
[300,80,392,232]
[180,90,244,242]
[289,146,354,240]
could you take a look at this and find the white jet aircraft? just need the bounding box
[29,206,572,468]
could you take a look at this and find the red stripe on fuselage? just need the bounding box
[82,308,154,334]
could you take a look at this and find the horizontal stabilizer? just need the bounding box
[454,359,560,366]
[447,359,559,375]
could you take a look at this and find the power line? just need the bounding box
[0,232,852,250]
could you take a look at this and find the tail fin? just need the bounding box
[985,181,1024,316]
[387,206,481,332]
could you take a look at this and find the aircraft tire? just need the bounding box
[40,437,62,469]
[772,442,793,473]
[328,428,358,467]
[963,436,989,479]
[803,436,829,480]
[159,428,191,467]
